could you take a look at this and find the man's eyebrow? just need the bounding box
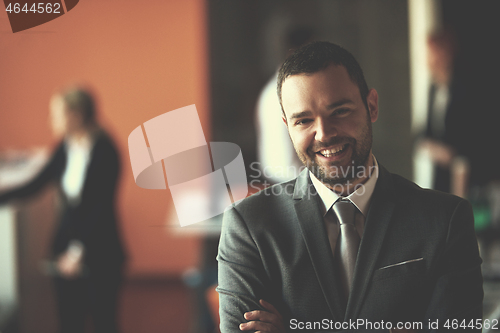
[289,99,356,120]
[289,110,313,120]
[326,99,355,109]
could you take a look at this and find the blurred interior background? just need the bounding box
[0,0,499,332]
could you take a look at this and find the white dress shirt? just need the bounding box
[61,134,94,259]
[62,136,92,205]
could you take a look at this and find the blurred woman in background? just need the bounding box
[0,87,126,333]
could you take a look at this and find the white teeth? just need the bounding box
[320,145,346,157]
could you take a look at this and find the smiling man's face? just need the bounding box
[281,64,379,192]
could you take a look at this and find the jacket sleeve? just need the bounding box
[423,199,483,331]
[0,143,64,205]
[217,206,272,333]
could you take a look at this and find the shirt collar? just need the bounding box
[309,156,379,216]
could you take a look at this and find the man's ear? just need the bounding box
[367,88,379,123]
[282,115,288,127]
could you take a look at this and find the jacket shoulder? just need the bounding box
[230,178,298,219]
[387,172,470,223]
[390,172,464,204]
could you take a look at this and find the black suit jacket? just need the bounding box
[217,166,483,332]
[0,131,126,271]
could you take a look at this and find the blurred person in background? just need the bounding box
[415,27,500,278]
[255,26,314,184]
[0,86,126,333]
[414,29,461,195]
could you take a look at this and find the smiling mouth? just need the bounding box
[317,144,348,157]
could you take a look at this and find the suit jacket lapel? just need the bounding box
[345,165,396,319]
[293,170,345,321]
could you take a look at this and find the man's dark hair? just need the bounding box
[277,41,369,117]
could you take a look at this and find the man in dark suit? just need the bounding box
[217,42,483,332]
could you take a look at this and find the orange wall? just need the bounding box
[0,0,209,277]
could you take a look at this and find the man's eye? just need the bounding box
[334,109,350,116]
[294,119,312,126]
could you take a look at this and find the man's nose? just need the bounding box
[314,118,337,142]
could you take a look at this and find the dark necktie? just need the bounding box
[332,198,360,303]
